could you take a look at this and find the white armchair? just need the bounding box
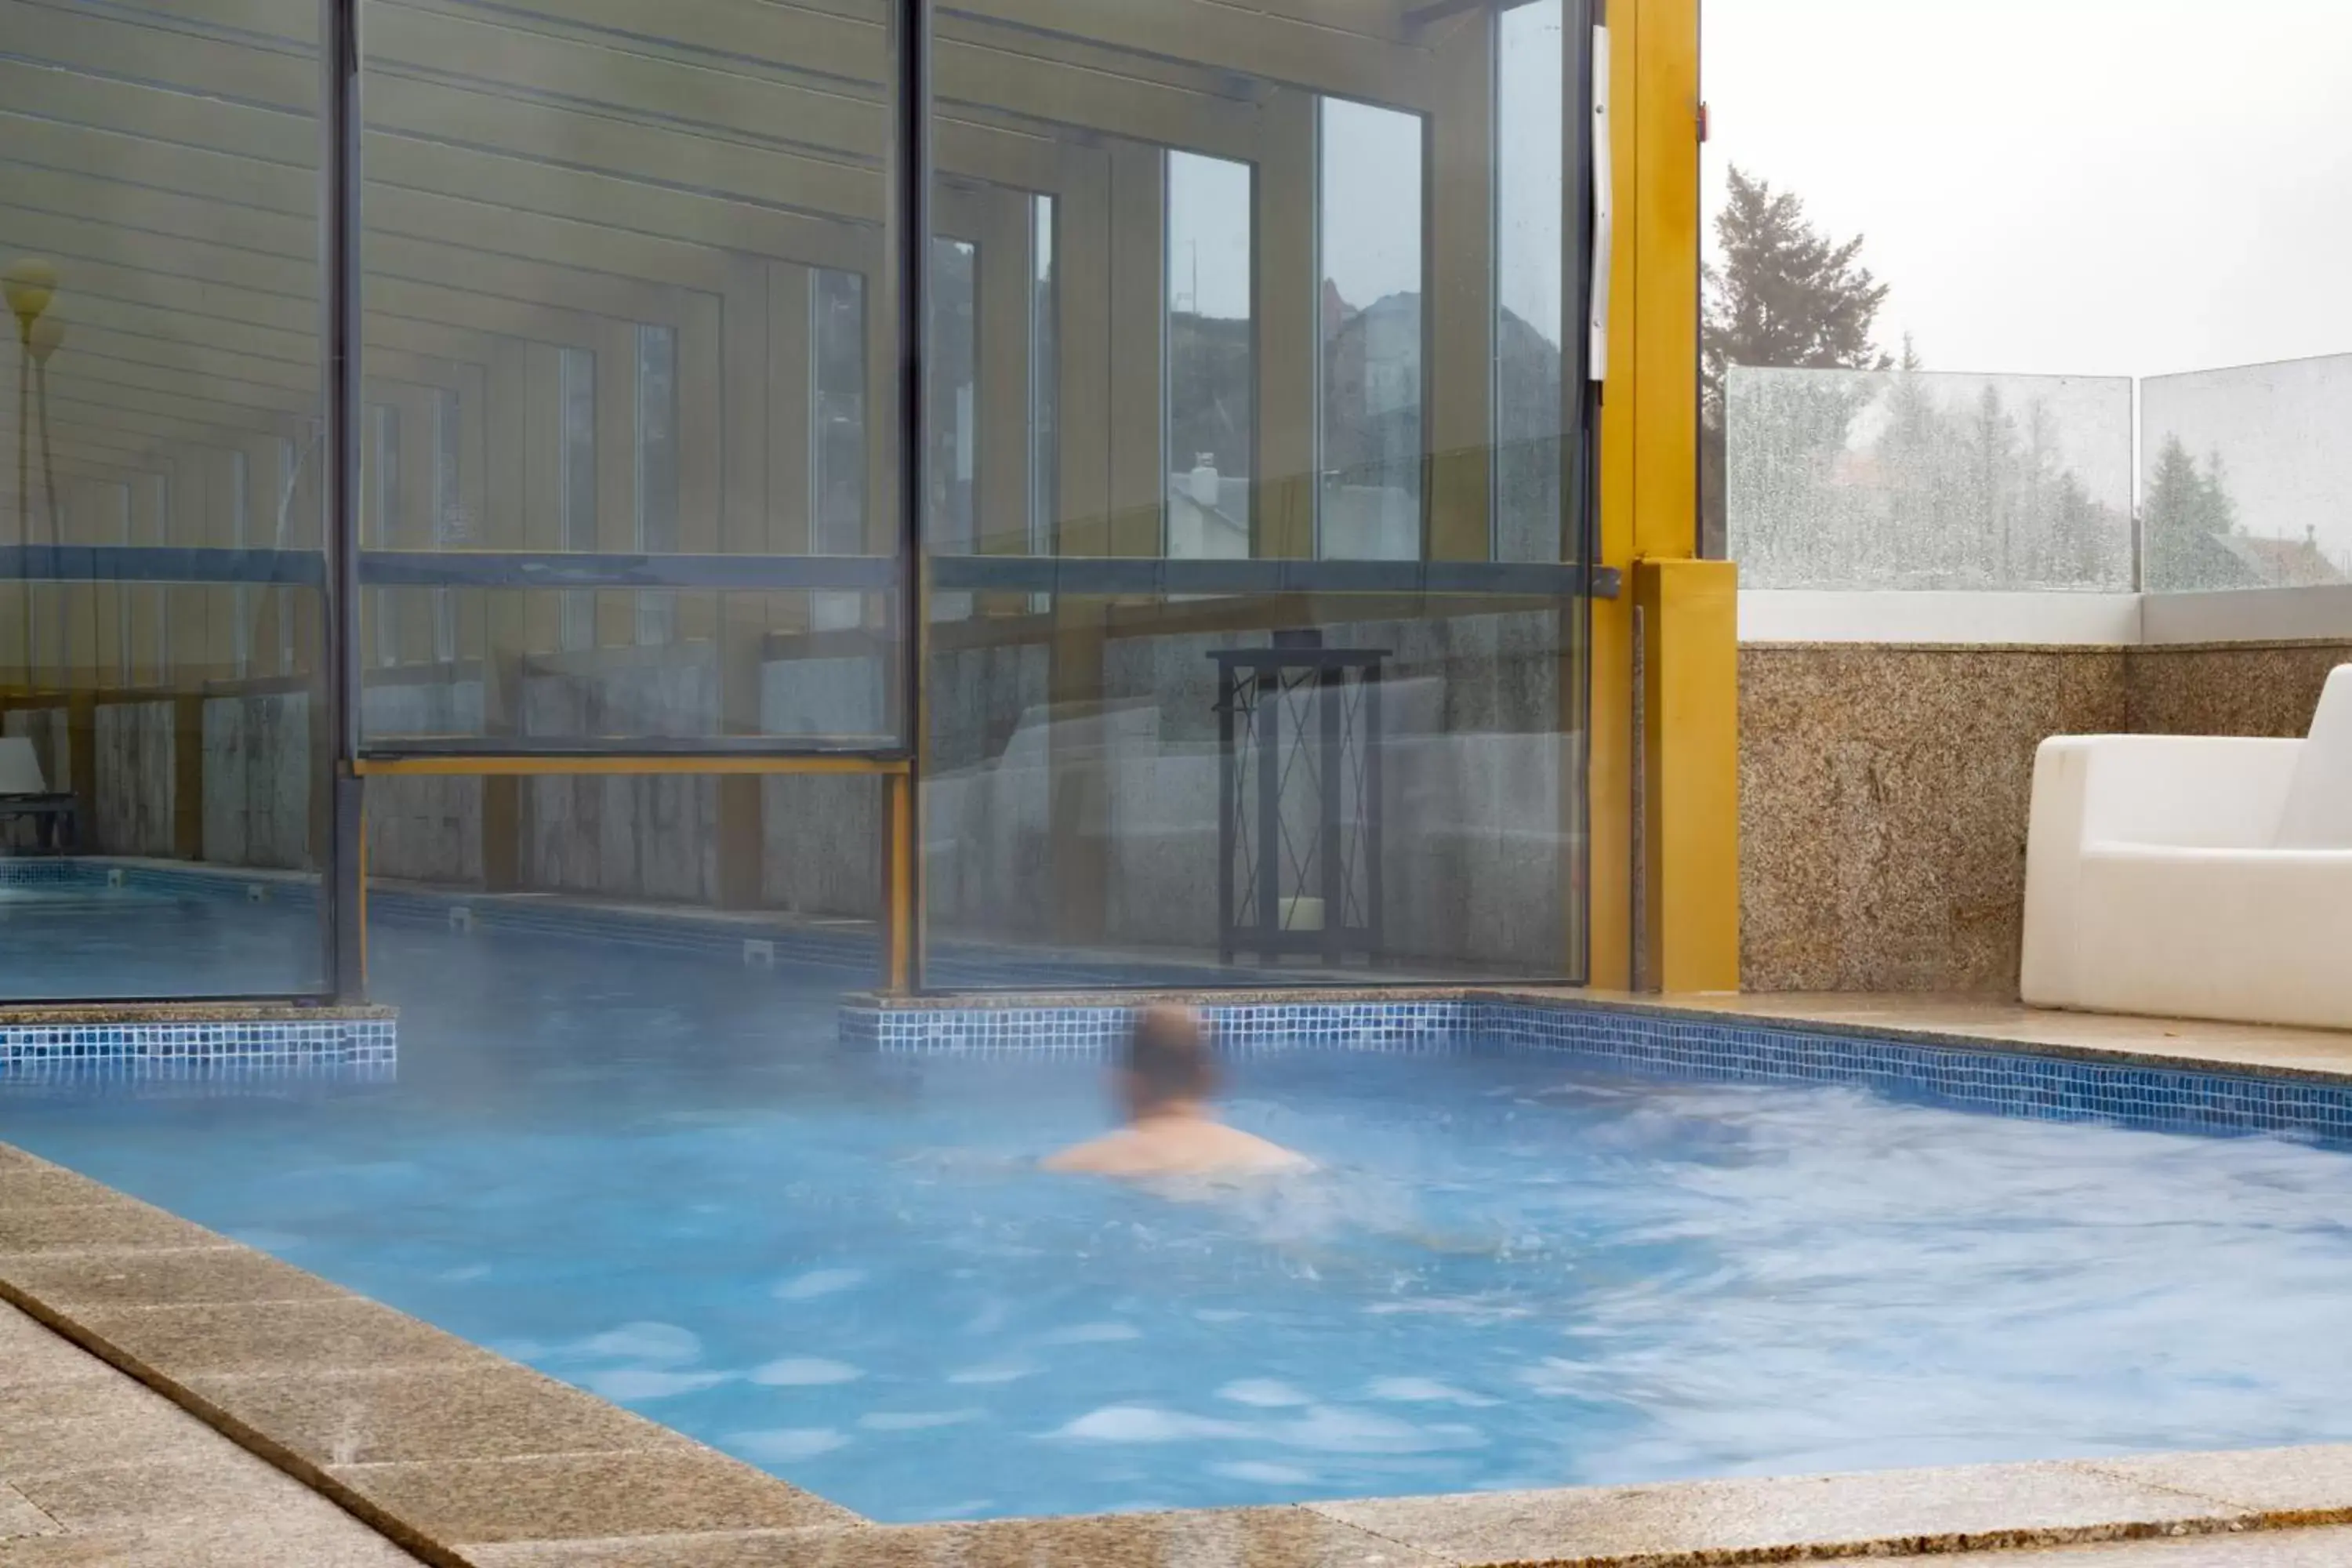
[2021,666,2352,1029]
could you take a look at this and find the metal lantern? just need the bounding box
[1211,630,1385,967]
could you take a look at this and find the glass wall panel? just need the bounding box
[1167,151,1251,559]
[1495,0,1566,565]
[1030,197,1058,564]
[2142,354,2352,593]
[355,0,902,752]
[365,769,881,972]
[1318,98,1425,562]
[929,232,978,620]
[924,5,1592,985]
[0,0,328,996]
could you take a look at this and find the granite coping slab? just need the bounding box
[0,1003,395,1025]
[12,1141,2352,1566]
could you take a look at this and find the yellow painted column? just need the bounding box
[1586,0,1735,993]
[883,768,916,993]
[1636,557,1738,991]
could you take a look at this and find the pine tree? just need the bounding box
[2143,435,2242,589]
[1701,167,1894,555]
[1969,384,2016,585]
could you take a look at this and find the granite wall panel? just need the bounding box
[2127,641,2352,737]
[1739,644,2126,994]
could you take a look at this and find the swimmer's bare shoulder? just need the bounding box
[1044,1122,1313,1178]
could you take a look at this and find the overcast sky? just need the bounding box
[1704,0,2352,380]
[1706,0,2352,549]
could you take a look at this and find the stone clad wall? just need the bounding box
[1738,644,2125,994]
[1738,637,2352,996]
[2127,641,2352,738]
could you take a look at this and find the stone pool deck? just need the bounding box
[2,1298,425,1566]
[14,1129,2352,1566]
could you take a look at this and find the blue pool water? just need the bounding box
[10,916,2352,1519]
[0,878,321,997]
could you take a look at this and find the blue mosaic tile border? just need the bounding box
[0,857,83,884]
[0,1017,396,1081]
[0,1058,397,1098]
[840,997,2352,1145]
[839,1000,1468,1058]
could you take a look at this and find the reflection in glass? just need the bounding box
[930,235,978,619]
[924,7,1586,984]
[633,323,680,646]
[1496,0,1566,564]
[431,387,462,662]
[1167,153,1252,559]
[932,238,978,551]
[367,405,399,667]
[0,0,326,995]
[1031,196,1058,561]
[813,269,867,632]
[2142,354,2352,593]
[1319,96,1425,561]
[229,448,253,677]
[354,0,902,748]
[813,271,867,560]
[559,347,597,652]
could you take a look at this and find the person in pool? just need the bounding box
[1044,1004,1312,1178]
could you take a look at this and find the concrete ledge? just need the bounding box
[1737,587,2352,648]
[2142,586,2352,646]
[1739,590,2143,646]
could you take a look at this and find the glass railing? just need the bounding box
[1726,354,2352,598]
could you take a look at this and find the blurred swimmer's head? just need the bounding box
[1123,1003,1215,1119]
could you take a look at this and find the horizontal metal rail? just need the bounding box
[0,546,1619,600]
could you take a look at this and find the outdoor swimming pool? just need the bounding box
[9,916,2352,1522]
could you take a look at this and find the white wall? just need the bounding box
[1740,586,2352,647]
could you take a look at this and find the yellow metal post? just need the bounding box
[882,768,916,993]
[1585,0,1729,993]
[1636,557,1739,992]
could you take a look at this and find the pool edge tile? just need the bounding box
[180,1363,709,1469]
[461,1510,1454,1568]
[1303,1461,2253,1566]
[324,1451,861,1548]
[2077,1446,2352,1525]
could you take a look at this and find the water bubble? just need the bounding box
[751,1356,865,1386]
[576,1322,702,1364]
[1218,1378,1313,1408]
[728,1427,851,1463]
[583,1367,729,1400]
[775,1268,866,1301]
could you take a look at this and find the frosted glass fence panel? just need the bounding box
[1726,367,2133,591]
[2142,354,2352,593]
